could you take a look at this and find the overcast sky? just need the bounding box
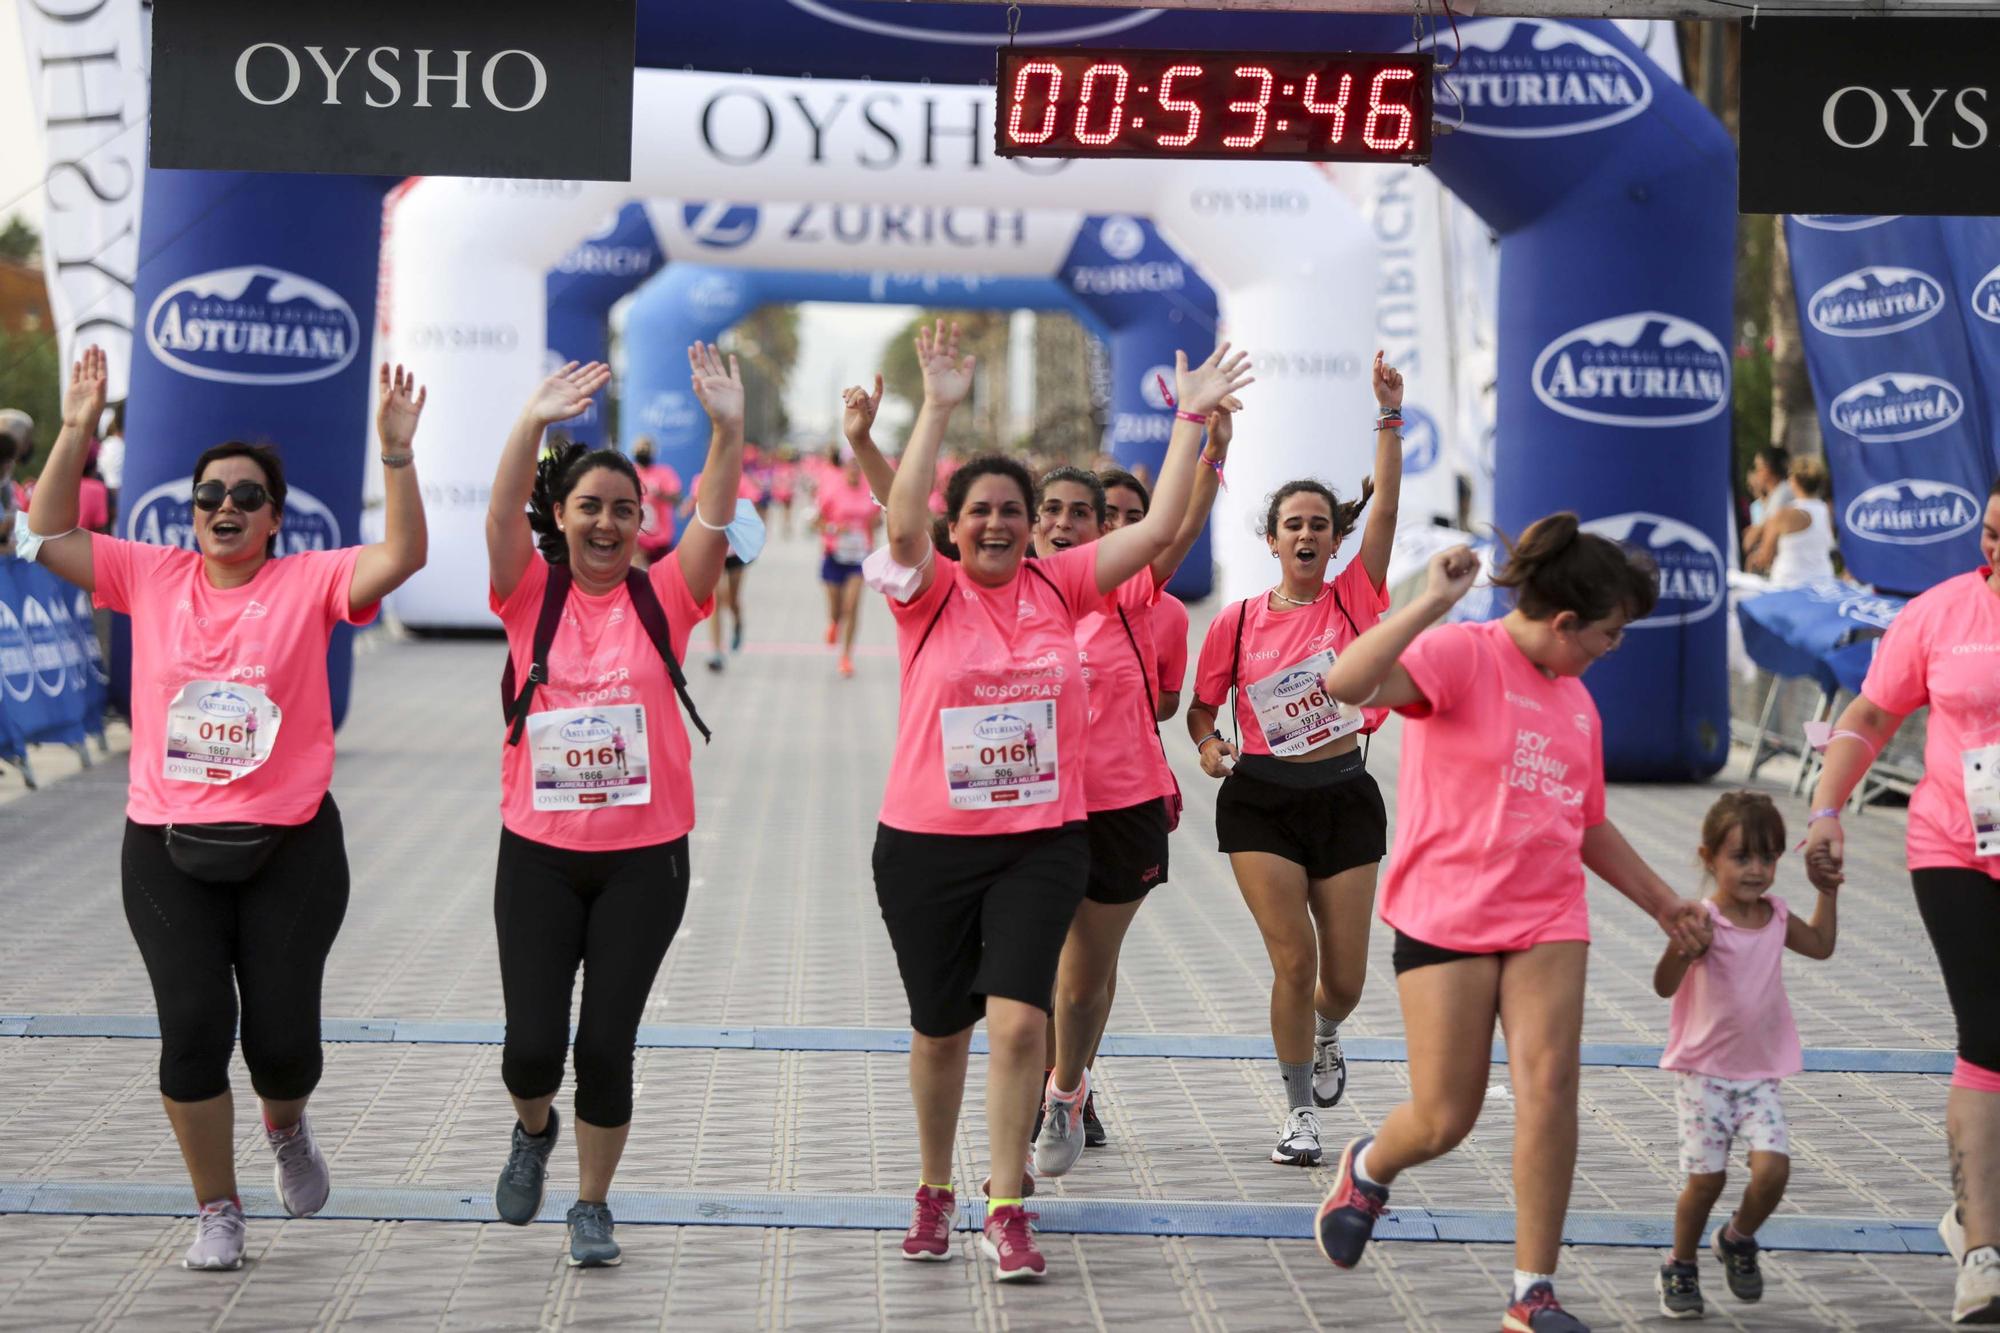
[1,13,45,232]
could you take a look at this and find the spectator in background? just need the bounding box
[0,433,17,547]
[0,408,32,511]
[1741,446,1793,558]
[1748,457,1836,587]
[98,404,125,526]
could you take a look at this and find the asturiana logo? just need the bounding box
[1532,312,1729,428]
[1829,373,1965,443]
[972,713,1028,743]
[1806,266,1944,338]
[1844,479,1982,546]
[146,266,359,386]
[1400,405,1442,474]
[559,716,614,745]
[125,479,343,553]
[1579,512,1724,628]
[1273,670,1320,700]
[1413,18,1652,139]
[1971,262,2000,325]
[198,690,251,720]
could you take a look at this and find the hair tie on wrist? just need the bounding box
[692,512,730,532]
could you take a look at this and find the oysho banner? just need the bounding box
[150,0,636,180]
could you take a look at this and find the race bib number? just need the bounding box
[1245,649,1359,756]
[528,705,651,811]
[1963,744,2000,858]
[834,527,869,564]
[163,679,281,785]
[940,700,1058,809]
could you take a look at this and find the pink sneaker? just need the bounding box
[901,1185,955,1261]
[981,1204,1045,1281]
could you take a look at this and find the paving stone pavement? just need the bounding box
[0,533,1963,1331]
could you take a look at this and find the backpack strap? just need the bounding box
[909,592,952,666]
[1227,597,1248,746]
[502,563,574,747]
[1114,602,1160,728]
[1022,557,1070,616]
[623,569,712,744]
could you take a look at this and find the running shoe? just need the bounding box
[1312,1029,1348,1108]
[707,653,725,673]
[1033,1072,1089,1178]
[1958,1247,2000,1324]
[1710,1226,1762,1302]
[1502,1282,1591,1332]
[825,620,838,645]
[566,1200,622,1268]
[182,1199,246,1271]
[1271,1106,1323,1167]
[1314,1134,1388,1268]
[495,1108,559,1226]
[981,1205,1045,1281]
[901,1185,956,1262]
[838,654,854,678]
[1944,1205,1967,1265]
[267,1112,330,1218]
[1082,1092,1107,1148]
[1655,1259,1704,1320]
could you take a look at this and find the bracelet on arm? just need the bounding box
[380,452,414,469]
[1195,730,1224,752]
[1809,807,1842,825]
[1175,409,1208,425]
[692,511,730,532]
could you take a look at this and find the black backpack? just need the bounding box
[501,564,711,748]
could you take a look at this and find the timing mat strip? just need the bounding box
[0,1179,1949,1255]
[0,1013,1955,1074]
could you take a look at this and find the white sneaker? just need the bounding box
[1312,1029,1348,1108]
[1957,1248,2000,1325]
[182,1199,246,1271]
[1271,1107,1323,1167]
[267,1112,330,1217]
[1944,1206,1966,1264]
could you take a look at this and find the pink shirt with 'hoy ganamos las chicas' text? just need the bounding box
[1378,619,1608,954]
[91,535,375,827]
[1661,896,1804,1082]
[878,545,1105,835]
[1077,569,1175,814]
[1862,568,2000,875]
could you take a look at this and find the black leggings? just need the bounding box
[1912,867,2000,1072]
[494,828,690,1128]
[121,795,350,1103]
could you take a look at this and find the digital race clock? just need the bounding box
[996,47,1434,164]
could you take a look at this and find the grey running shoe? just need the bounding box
[1958,1247,2000,1325]
[1711,1227,1763,1302]
[1656,1259,1704,1319]
[495,1108,559,1226]
[1032,1074,1089,1178]
[182,1199,246,1271]
[267,1112,330,1218]
[566,1200,622,1268]
[1312,1029,1348,1107]
[1271,1107,1323,1167]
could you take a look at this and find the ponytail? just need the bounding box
[1491,511,1658,624]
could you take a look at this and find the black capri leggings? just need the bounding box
[1912,867,2000,1073]
[494,827,690,1128]
[121,795,350,1104]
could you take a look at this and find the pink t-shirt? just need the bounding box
[816,474,879,559]
[90,535,376,826]
[879,545,1104,835]
[1078,569,1175,813]
[1378,619,1608,953]
[491,554,715,852]
[14,477,107,530]
[1154,591,1190,695]
[1661,897,1803,1081]
[1861,569,2000,874]
[636,462,682,551]
[1191,559,1391,754]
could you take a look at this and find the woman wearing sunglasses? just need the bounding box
[23,347,430,1273]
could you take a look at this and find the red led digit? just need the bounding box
[1302,70,1354,143]
[1223,65,1276,148]
[1155,63,1203,148]
[1074,61,1132,146]
[1364,66,1419,151]
[1006,60,1064,146]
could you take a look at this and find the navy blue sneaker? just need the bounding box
[1314,1135,1388,1268]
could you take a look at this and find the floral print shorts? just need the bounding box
[1674,1072,1789,1175]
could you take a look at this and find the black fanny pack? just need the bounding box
[163,822,287,884]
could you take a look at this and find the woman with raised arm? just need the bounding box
[482,348,744,1270]
[1311,522,1709,1333]
[873,320,1250,1282]
[1179,353,1405,1170]
[1802,478,2000,1326]
[23,347,429,1273]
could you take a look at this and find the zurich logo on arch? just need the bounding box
[1580,512,1725,629]
[1400,405,1442,474]
[1845,479,1981,547]
[1531,312,1729,428]
[1097,215,1147,263]
[1408,18,1652,139]
[1970,262,2000,325]
[1829,373,1965,443]
[125,479,343,553]
[680,202,760,250]
[147,265,359,387]
[1806,266,1944,338]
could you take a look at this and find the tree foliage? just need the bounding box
[0,217,39,266]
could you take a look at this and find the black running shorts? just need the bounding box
[1085,798,1171,905]
[1214,755,1386,880]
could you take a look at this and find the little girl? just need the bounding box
[1653,791,1838,1320]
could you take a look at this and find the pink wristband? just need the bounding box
[1175,409,1207,425]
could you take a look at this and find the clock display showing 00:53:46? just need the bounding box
[996,48,1434,163]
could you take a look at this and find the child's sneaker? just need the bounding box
[1710,1226,1763,1302]
[901,1185,955,1261]
[980,1204,1044,1281]
[1655,1259,1704,1320]
[1502,1281,1591,1332]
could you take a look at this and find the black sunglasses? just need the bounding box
[193,481,272,514]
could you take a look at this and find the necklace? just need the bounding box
[1269,586,1324,608]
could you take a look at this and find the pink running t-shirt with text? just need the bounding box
[1378,619,1608,953]
[1661,896,1803,1081]
[492,554,714,852]
[91,535,375,827]
[1862,568,2000,874]
[1077,569,1174,813]
[816,474,879,559]
[879,545,1103,835]
[1153,591,1190,696]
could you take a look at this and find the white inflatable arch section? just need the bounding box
[384,69,1375,626]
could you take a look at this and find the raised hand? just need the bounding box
[524,360,610,427]
[1425,544,1481,607]
[842,374,885,443]
[62,346,108,431]
[376,363,428,453]
[689,342,744,429]
[1373,351,1405,411]
[1174,342,1255,418]
[1205,394,1244,457]
[915,319,976,409]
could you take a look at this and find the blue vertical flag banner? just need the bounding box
[546,204,662,449]
[0,557,99,749]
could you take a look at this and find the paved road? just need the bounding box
[0,532,1960,1330]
